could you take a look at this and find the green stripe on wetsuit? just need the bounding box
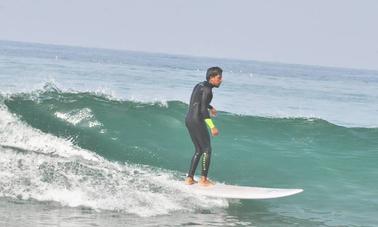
[205,118,215,129]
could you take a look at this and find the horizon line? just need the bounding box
[1,39,377,73]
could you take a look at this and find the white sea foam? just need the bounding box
[55,108,102,128]
[0,105,228,216]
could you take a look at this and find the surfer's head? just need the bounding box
[206,66,223,88]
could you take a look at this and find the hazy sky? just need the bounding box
[0,0,377,70]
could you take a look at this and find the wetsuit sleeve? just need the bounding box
[205,118,215,129]
[208,104,213,109]
[200,88,212,119]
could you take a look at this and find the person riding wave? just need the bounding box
[184,66,223,186]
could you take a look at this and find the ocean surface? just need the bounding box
[0,40,377,226]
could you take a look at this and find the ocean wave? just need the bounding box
[0,105,227,216]
[1,83,375,129]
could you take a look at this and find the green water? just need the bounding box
[2,89,378,226]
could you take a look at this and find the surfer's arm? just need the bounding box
[201,88,218,135]
[205,118,219,136]
[205,118,215,129]
[209,106,217,117]
[200,88,211,119]
[208,103,217,117]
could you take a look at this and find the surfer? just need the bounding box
[185,66,223,186]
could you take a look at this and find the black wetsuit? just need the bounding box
[185,81,215,177]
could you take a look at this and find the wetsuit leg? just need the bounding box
[201,149,211,177]
[188,150,202,177]
[187,124,202,177]
[186,120,212,177]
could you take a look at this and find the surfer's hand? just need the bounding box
[210,107,217,117]
[211,127,219,136]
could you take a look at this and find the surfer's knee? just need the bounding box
[203,146,211,155]
[194,149,202,156]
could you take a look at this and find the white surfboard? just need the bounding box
[186,183,303,199]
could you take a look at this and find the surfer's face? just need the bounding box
[210,75,223,88]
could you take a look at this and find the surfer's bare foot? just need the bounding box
[198,176,214,187]
[185,177,197,185]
